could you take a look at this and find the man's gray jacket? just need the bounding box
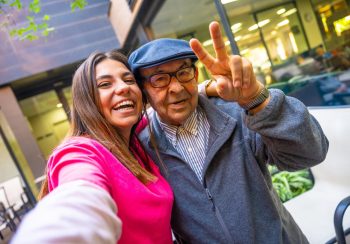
[139,89,329,243]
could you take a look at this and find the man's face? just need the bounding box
[140,58,198,126]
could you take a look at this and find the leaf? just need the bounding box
[42,27,54,36]
[9,0,22,9]
[25,34,39,40]
[29,0,41,13]
[26,15,34,22]
[43,14,50,21]
[42,29,48,36]
[29,22,37,32]
[5,0,87,41]
[70,0,87,12]
[9,28,17,36]
[17,28,25,36]
[38,22,47,30]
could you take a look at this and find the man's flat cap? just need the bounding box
[128,38,198,75]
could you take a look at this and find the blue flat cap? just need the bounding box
[128,38,198,75]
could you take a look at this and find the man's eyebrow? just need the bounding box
[152,62,190,75]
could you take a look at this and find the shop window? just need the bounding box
[312,0,350,51]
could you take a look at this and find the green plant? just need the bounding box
[270,169,313,202]
[0,0,88,41]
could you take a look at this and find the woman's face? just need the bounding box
[96,58,142,141]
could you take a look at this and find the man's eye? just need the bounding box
[179,67,192,74]
[178,71,189,76]
[153,75,168,82]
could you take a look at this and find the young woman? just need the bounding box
[12,51,174,244]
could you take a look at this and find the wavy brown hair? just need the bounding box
[39,50,155,199]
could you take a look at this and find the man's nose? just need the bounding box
[168,75,184,92]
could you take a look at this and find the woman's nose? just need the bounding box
[114,81,129,95]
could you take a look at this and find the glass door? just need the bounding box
[256,3,309,66]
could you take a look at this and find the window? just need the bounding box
[256,3,308,66]
[19,90,70,159]
[312,0,350,51]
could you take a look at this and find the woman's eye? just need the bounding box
[97,81,111,88]
[125,79,136,84]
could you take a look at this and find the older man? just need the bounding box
[129,22,328,243]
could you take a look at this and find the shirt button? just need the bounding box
[188,147,192,152]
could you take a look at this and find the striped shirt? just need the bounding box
[158,107,210,181]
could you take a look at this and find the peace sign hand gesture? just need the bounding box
[189,21,265,107]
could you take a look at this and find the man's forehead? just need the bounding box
[140,58,192,76]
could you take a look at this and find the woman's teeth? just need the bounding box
[113,100,134,110]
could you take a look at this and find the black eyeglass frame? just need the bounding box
[143,64,196,88]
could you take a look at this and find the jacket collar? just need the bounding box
[149,94,237,148]
[197,96,238,173]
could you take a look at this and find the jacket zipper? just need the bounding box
[204,182,234,243]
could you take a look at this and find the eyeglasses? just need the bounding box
[144,65,196,88]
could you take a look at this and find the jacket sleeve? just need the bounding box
[245,88,329,171]
[11,180,122,244]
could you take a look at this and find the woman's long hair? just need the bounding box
[39,50,155,199]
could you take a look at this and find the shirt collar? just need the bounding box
[158,108,199,145]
